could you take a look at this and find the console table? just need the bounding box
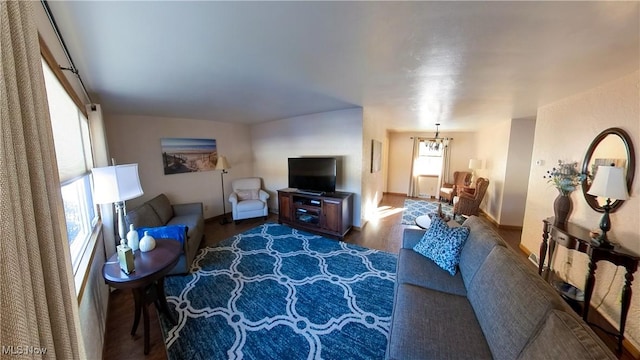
[539,217,639,354]
[278,189,353,239]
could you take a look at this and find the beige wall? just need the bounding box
[361,109,389,224]
[104,114,253,219]
[473,118,535,226]
[250,108,364,227]
[501,118,536,226]
[521,71,640,349]
[385,122,534,226]
[386,131,477,195]
[474,120,511,222]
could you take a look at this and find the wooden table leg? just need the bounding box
[546,238,557,282]
[539,223,549,277]
[142,296,150,355]
[582,259,597,321]
[618,270,635,354]
[131,288,142,336]
[156,278,177,325]
[131,287,151,355]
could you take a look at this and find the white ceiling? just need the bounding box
[46,1,639,132]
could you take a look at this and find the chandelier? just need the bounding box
[426,123,451,151]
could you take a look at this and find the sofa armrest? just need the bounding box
[172,202,203,217]
[229,192,238,204]
[259,189,269,201]
[402,228,426,249]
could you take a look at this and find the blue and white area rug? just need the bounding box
[160,223,397,360]
[401,198,455,225]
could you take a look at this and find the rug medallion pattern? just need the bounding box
[400,198,455,225]
[161,223,397,359]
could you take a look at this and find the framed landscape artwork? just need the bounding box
[161,138,218,175]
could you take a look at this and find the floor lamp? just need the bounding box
[91,164,144,244]
[216,155,231,225]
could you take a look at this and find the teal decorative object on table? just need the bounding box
[160,223,397,359]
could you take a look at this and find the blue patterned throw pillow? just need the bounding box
[413,216,470,275]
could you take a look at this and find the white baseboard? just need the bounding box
[528,253,539,266]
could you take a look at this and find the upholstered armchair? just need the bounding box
[439,171,472,204]
[453,177,489,218]
[229,177,269,223]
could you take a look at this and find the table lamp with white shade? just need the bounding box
[587,165,629,248]
[92,164,144,244]
[468,159,482,185]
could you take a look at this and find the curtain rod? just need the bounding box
[41,0,93,104]
[410,137,454,141]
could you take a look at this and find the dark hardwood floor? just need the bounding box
[102,194,633,360]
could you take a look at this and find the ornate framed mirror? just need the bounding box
[581,127,635,213]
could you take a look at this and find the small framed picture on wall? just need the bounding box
[371,139,382,173]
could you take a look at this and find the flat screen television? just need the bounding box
[288,157,337,194]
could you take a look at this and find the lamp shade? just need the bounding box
[469,159,482,170]
[215,156,231,171]
[587,166,629,200]
[91,164,144,204]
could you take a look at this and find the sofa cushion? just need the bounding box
[402,228,426,249]
[126,203,163,229]
[517,309,615,360]
[167,214,203,240]
[236,189,259,201]
[147,193,174,224]
[466,246,564,360]
[236,199,266,211]
[396,248,467,296]
[440,188,454,195]
[387,283,492,360]
[459,216,507,289]
[412,217,470,275]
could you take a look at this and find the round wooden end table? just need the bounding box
[102,239,181,355]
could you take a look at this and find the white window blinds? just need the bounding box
[41,59,93,183]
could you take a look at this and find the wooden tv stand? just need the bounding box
[277,189,353,240]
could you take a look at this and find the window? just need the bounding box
[61,175,97,269]
[414,140,443,176]
[41,59,97,274]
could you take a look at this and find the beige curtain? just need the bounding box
[407,137,421,197]
[1,1,83,358]
[441,143,451,185]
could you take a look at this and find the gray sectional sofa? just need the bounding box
[386,216,615,360]
[125,193,204,275]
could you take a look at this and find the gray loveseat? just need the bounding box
[125,193,204,275]
[386,216,614,360]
